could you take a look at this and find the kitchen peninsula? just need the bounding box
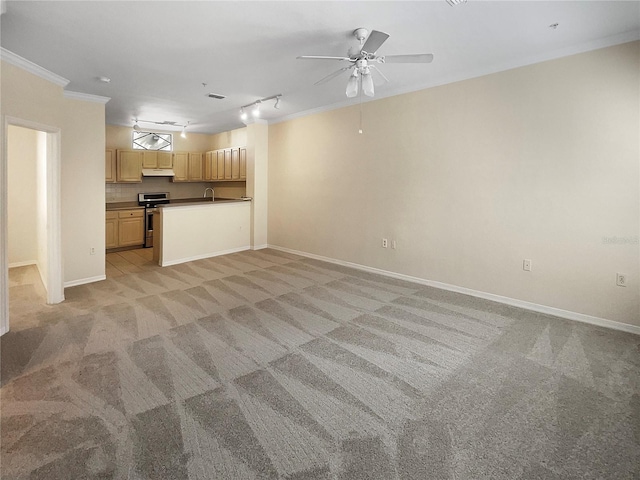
[153,198,252,266]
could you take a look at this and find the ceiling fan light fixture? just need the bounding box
[346,70,359,98]
[362,71,374,97]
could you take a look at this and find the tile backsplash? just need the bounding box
[106,177,223,202]
[105,177,246,203]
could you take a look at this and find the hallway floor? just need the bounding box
[106,248,154,278]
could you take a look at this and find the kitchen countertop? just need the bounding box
[158,197,251,208]
[105,202,143,211]
[106,198,251,211]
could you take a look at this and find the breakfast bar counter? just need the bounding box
[153,199,252,266]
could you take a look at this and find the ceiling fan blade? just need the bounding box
[370,65,389,85]
[361,30,390,54]
[314,67,351,85]
[297,55,351,61]
[382,54,434,64]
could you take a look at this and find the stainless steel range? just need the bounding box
[138,192,169,248]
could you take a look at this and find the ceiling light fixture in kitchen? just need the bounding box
[239,94,282,121]
[131,118,189,133]
[252,101,261,118]
[181,122,189,138]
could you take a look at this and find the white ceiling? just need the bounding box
[1,1,638,134]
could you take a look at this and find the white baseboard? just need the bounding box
[161,246,251,267]
[64,275,106,288]
[8,260,36,268]
[251,244,268,251]
[268,244,640,336]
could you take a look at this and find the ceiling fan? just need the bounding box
[297,28,434,98]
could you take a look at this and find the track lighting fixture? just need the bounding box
[133,119,141,131]
[239,94,282,121]
[181,122,189,138]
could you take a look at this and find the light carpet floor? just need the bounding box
[2,249,639,479]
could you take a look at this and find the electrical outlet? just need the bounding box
[616,273,626,287]
[90,247,96,255]
[523,259,531,271]
[382,238,388,248]
[391,240,397,249]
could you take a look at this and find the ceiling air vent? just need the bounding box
[207,93,226,100]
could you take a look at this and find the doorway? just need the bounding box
[1,117,63,335]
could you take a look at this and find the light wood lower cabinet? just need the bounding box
[105,211,118,249]
[106,209,144,249]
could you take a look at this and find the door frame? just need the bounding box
[0,116,64,335]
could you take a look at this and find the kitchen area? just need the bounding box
[105,124,255,274]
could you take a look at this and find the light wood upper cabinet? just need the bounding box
[239,147,247,180]
[141,151,157,169]
[142,151,173,169]
[105,149,116,183]
[204,147,247,182]
[224,149,232,180]
[173,151,205,182]
[157,151,172,168]
[204,151,219,181]
[231,148,240,180]
[216,150,225,180]
[116,150,142,182]
[188,152,204,181]
[172,152,189,182]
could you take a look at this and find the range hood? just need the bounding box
[142,168,175,177]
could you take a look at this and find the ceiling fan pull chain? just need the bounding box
[359,85,364,134]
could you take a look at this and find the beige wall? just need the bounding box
[1,60,106,285]
[210,127,247,150]
[7,125,38,266]
[267,41,640,327]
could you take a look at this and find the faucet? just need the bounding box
[204,187,214,201]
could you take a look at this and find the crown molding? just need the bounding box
[63,90,110,104]
[0,47,69,87]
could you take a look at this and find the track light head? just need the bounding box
[252,101,261,117]
[240,107,248,121]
